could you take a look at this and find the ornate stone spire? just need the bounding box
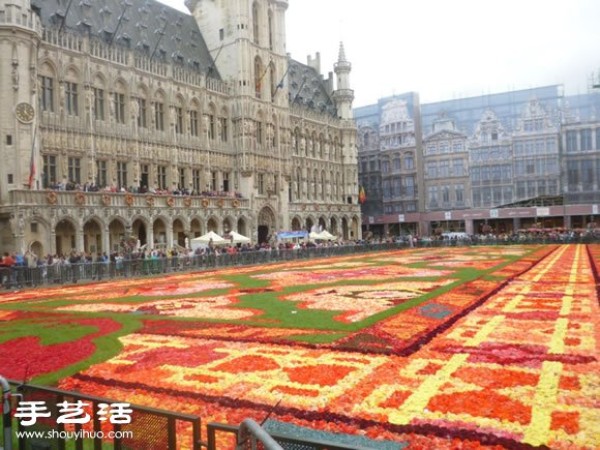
[338,41,347,63]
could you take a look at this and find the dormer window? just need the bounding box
[119,34,131,47]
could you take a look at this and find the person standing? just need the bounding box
[1,252,15,288]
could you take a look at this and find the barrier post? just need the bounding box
[1,375,12,450]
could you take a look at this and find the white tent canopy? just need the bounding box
[190,231,228,250]
[318,230,337,240]
[309,230,337,241]
[224,231,251,244]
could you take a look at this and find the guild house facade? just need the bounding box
[0,0,361,257]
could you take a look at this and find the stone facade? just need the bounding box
[356,88,600,237]
[0,0,361,256]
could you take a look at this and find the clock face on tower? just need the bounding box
[15,102,35,124]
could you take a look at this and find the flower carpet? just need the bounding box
[1,244,599,449]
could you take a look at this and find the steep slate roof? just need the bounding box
[31,0,338,115]
[31,0,219,78]
[287,59,337,117]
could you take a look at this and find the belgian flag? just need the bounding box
[358,186,366,204]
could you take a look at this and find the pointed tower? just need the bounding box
[333,42,354,120]
[0,0,42,201]
[331,42,358,206]
[188,0,289,103]
[188,0,291,241]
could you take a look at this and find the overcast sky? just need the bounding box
[159,0,600,107]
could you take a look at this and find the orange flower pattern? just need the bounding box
[2,244,598,448]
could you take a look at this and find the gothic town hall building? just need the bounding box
[0,0,361,257]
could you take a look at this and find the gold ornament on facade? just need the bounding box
[101,194,111,207]
[146,195,155,206]
[75,192,86,206]
[217,198,224,208]
[232,199,240,208]
[183,197,192,208]
[201,198,209,208]
[125,194,134,207]
[46,191,58,205]
[166,197,175,207]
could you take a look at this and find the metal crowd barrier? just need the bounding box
[207,421,373,450]
[0,243,401,290]
[3,380,202,450]
[2,237,600,290]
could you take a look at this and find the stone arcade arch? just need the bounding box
[83,218,103,255]
[27,216,51,257]
[190,218,203,237]
[291,216,302,231]
[237,217,248,236]
[131,218,148,247]
[351,216,361,241]
[207,217,219,233]
[153,217,168,248]
[257,206,276,243]
[173,218,186,248]
[55,218,77,256]
[318,216,327,231]
[330,217,339,236]
[222,217,233,234]
[342,217,349,240]
[305,216,314,233]
[108,219,126,253]
[29,241,44,259]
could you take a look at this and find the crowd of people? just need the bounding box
[2,228,600,290]
[367,227,600,245]
[45,179,244,199]
[0,238,353,289]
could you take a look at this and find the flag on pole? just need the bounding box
[28,129,37,189]
[358,185,366,204]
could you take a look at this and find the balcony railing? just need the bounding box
[6,190,249,210]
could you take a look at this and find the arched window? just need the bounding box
[206,103,216,140]
[113,79,128,125]
[91,73,107,121]
[319,135,325,159]
[173,95,184,134]
[268,10,274,50]
[271,115,278,147]
[270,62,276,102]
[294,128,300,155]
[219,107,229,142]
[252,2,260,45]
[296,168,302,200]
[188,98,200,137]
[254,56,263,99]
[64,66,81,117]
[39,62,56,113]
[256,111,264,145]
[134,84,149,129]
[154,91,165,131]
[330,170,335,199]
